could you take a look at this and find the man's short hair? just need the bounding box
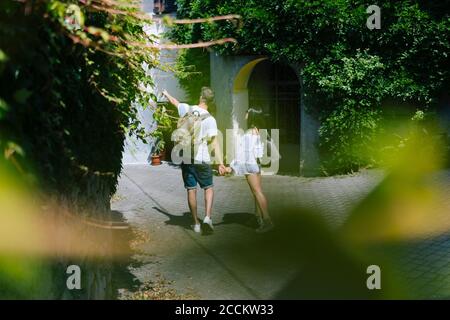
[200,87,214,104]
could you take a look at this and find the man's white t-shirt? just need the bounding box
[178,103,218,164]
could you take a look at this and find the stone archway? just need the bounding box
[210,52,320,176]
[231,59,301,174]
[231,58,268,130]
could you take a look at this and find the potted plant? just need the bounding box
[151,136,165,166]
[150,103,176,165]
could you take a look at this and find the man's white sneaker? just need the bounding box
[202,216,214,234]
[192,224,201,233]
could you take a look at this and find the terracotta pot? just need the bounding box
[151,155,162,166]
[160,149,166,161]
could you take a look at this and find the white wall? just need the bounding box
[122,11,187,165]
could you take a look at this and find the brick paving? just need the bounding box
[112,163,450,299]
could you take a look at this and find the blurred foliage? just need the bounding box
[192,126,448,299]
[0,158,131,299]
[170,0,450,173]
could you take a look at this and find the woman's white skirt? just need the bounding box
[230,161,260,176]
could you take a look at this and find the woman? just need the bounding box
[225,108,274,233]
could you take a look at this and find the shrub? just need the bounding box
[0,0,155,204]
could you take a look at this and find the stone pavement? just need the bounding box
[112,163,450,299]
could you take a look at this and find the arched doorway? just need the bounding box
[212,53,317,176]
[247,60,301,174]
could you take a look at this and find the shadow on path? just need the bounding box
[215,212,259,229]
[152,206,192,230]
[152,207,260,230]
[110,210,143,298]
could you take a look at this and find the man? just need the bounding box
[162,87,226,234]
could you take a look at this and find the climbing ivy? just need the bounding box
[0,0,156,199]
[175,48,210,104]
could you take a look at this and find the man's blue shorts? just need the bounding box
[181,163,213,190]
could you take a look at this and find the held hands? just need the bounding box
[218,164,226,176]
[217,164,232,176]
[219,164,233,176]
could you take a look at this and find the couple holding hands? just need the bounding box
[162,87,274,235]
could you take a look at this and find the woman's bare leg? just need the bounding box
[254,197,262,216]
[254,196,263,227]
[246,173,271,221]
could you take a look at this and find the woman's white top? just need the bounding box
[230,130,264,175]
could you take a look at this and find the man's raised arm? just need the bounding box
[162,90,180,107]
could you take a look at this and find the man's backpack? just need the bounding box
[172,106,211,149]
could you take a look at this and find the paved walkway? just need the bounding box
[112,163,450,299]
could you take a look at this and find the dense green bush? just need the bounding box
[170,0,450,173]
[307,51,385,172]
[0,0,154,203]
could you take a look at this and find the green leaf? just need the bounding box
[0,98,8,119]
[5,141,25,158]
[0,98,8,111]
[0,49,8,63]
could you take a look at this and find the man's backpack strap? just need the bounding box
[186,105,194,116]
